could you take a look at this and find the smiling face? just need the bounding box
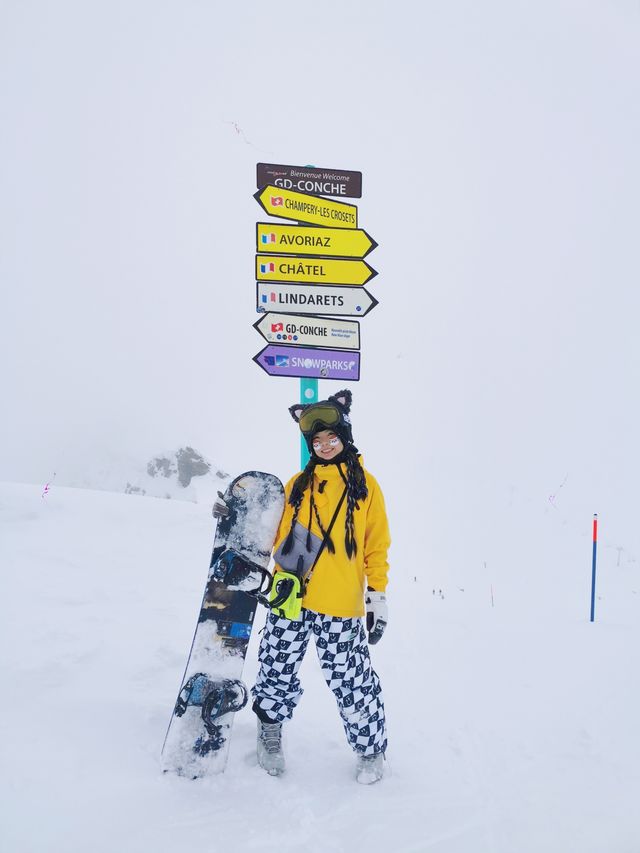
[311,429,344,461]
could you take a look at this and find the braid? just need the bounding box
[281,448,367,560]
[343,448,368,559]
[289,457,317,506]
[281,457,317,556]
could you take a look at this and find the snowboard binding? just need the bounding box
[212,550,306,619]
[210,548,303,616]
[210,548,274,599]
[175,674,249,755]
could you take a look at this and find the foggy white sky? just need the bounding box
[1,1,639,568]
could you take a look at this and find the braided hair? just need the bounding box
[281,444,368,561]
[342,447,368,558]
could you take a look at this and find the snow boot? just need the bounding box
[257,718,285,777]
[356,752,385,785]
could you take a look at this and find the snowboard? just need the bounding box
[161,471,284,777]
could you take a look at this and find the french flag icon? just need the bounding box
[260,262,275,274]
[261,233,276,244]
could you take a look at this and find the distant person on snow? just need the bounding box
[251,389,391,784]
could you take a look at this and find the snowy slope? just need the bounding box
[1,481,639,853]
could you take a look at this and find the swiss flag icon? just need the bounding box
[271,196,284,207]
[271,322,284,332]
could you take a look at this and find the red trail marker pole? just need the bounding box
[590,514,598,622]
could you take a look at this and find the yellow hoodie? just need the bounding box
[273,458,391,618]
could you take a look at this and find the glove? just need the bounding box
[212,491,229,520]
[365,590,388,645]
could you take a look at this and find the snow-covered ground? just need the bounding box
[2,481,638,853]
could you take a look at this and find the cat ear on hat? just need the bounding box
[289,404,306,423]
[328,389,352,413]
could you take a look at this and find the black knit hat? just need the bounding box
[289,389,354,454]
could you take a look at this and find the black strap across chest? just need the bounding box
[303,485,348,584]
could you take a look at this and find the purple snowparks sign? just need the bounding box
[253,345,360,381]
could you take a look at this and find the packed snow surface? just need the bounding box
[1,482,639,853]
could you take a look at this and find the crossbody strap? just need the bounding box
[301,485,348,589]
[267,482,349,615]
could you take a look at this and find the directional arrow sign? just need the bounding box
[256,223,377,258]
[253,345,360,381]
[257,163,362,198]
[256,255,376,286]
[256,283,379,318]
[254,185,358,229]
[254,312,360,351]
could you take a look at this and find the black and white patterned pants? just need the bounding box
[251,609,387,756]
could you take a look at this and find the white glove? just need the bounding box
[365,590,387,645]
[212,491,229,519]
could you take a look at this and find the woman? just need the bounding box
[251,389,391,784]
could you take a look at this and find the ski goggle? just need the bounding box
[298,403,342,436]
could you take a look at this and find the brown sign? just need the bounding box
[256,162,362,199]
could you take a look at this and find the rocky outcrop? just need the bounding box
[147,447,217,487]
[175,447,211,487]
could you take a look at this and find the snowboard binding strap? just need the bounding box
[211,549,275,600]
[175,674,249,732]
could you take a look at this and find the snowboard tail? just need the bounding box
[161,471,284,777]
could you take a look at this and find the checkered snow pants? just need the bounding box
[251,609,387,756]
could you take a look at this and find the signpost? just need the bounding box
[253,345,360,381]
[255,255,377,286]
[254,185,358,229]
[253,312,360,351]
[256,223,376,258]
[256,282,378,317]
[252,162,379,467]
[257,163,362,198]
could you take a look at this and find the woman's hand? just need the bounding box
[212,491,229,519]
[365,590,388,645]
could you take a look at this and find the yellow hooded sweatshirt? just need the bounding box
[273,458,391,618]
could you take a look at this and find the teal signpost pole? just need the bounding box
[298,164,320,471]
[299,378,318,469]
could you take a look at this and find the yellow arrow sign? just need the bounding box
[254,184,358,229]
[256,255,377,286]
[256,223,377,259]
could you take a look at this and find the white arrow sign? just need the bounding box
[253,312,360,351]
[256,283,378,318]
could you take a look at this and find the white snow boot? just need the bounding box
[257,718,285,777]
[356,752,385,785]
